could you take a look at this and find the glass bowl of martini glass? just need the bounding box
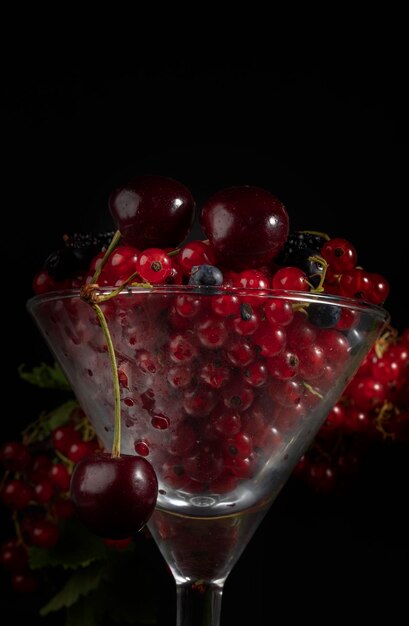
[28,285,389,626]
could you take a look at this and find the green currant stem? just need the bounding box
[299,229,330,241]
[168,248,181,257]
[12,512,24,545]
[91,230,122,283]
[308,255,329,293]
[92,302,122,459]
[55,450,75,472]
[303,381,324,399]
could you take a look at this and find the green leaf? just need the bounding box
[47,400,79,432]
[29,519,107,570]
[40,561,105,616]
[65,595,99,626]
[18,361,71,390]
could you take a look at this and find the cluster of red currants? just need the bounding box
[294,327,409,492]
[0,407,99,592]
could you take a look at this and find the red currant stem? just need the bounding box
[96,273,151,303]
[91,229,122,283]
[292,304,308,313]
[303,382,324,399]
[167,248,181,257]
[312,441,333,462]
[0,469,10,492]
[299,229,330,241]
[92,302,122,459]
[308,255,328,293]
[12,511,24,545]
[373,401,395,440]
[22,412,48,446]
[375,327,398,358]
[55,449,75,472]
[75,420,97,443]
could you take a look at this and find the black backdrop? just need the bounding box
[2,55,408,624]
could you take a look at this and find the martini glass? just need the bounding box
[28,286,388,626]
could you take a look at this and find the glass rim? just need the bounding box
[27,285,390,324]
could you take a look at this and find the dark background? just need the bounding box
[2,49,408,624]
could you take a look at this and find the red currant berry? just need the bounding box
[167,365,192,389]
[369,273,390,305]
[136,248,172,283]
[33,480,54,504]
[252,321,286,357]
[169,332,198,364]
[344,407,372,433]
[211,293,240,317]
[339,268,373,300]
[134,441,150,456]
[29,520,59,549]
[319,403,346,436]
[211,409,242,437]
[2,480,33,509]
[175,294,202,318]
[51,425,80,455]
[196,316,228,349]
[316,329,350,363]
[183,386,218,417]
[0,442,31,471]
[32,270,57,294]
[0,540,28,572]
[266,350,299,380]
[242,360,268,387]
[224,433,253,459]
[223,379,254,412]
[200,361,231,389]
[321,238,357,272]
[103,245,138,284]
[230,304,261,336]
[225,337,257,367]
[264,299,294,326]
[272,267,309,292]
[350,376,388,411]
[178,241,216,275]
[11,572,39,593]
[308,462,337,493]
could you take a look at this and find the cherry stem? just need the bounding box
[91,230,122,283]
[97,273,151,303]
[92,302,122,458]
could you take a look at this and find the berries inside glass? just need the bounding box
[28,286,387,606]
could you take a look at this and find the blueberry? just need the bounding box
[308,303,342,328]
[189,265,223,286]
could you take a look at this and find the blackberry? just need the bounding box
[277,230,329,265]
[276,231,329,289]
[44,231,115,281]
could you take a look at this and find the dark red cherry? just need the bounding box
[70,453,158,539]
[200,186,289,270]
[109,175,195,249]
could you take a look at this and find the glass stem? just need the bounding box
[176,582,223,626]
